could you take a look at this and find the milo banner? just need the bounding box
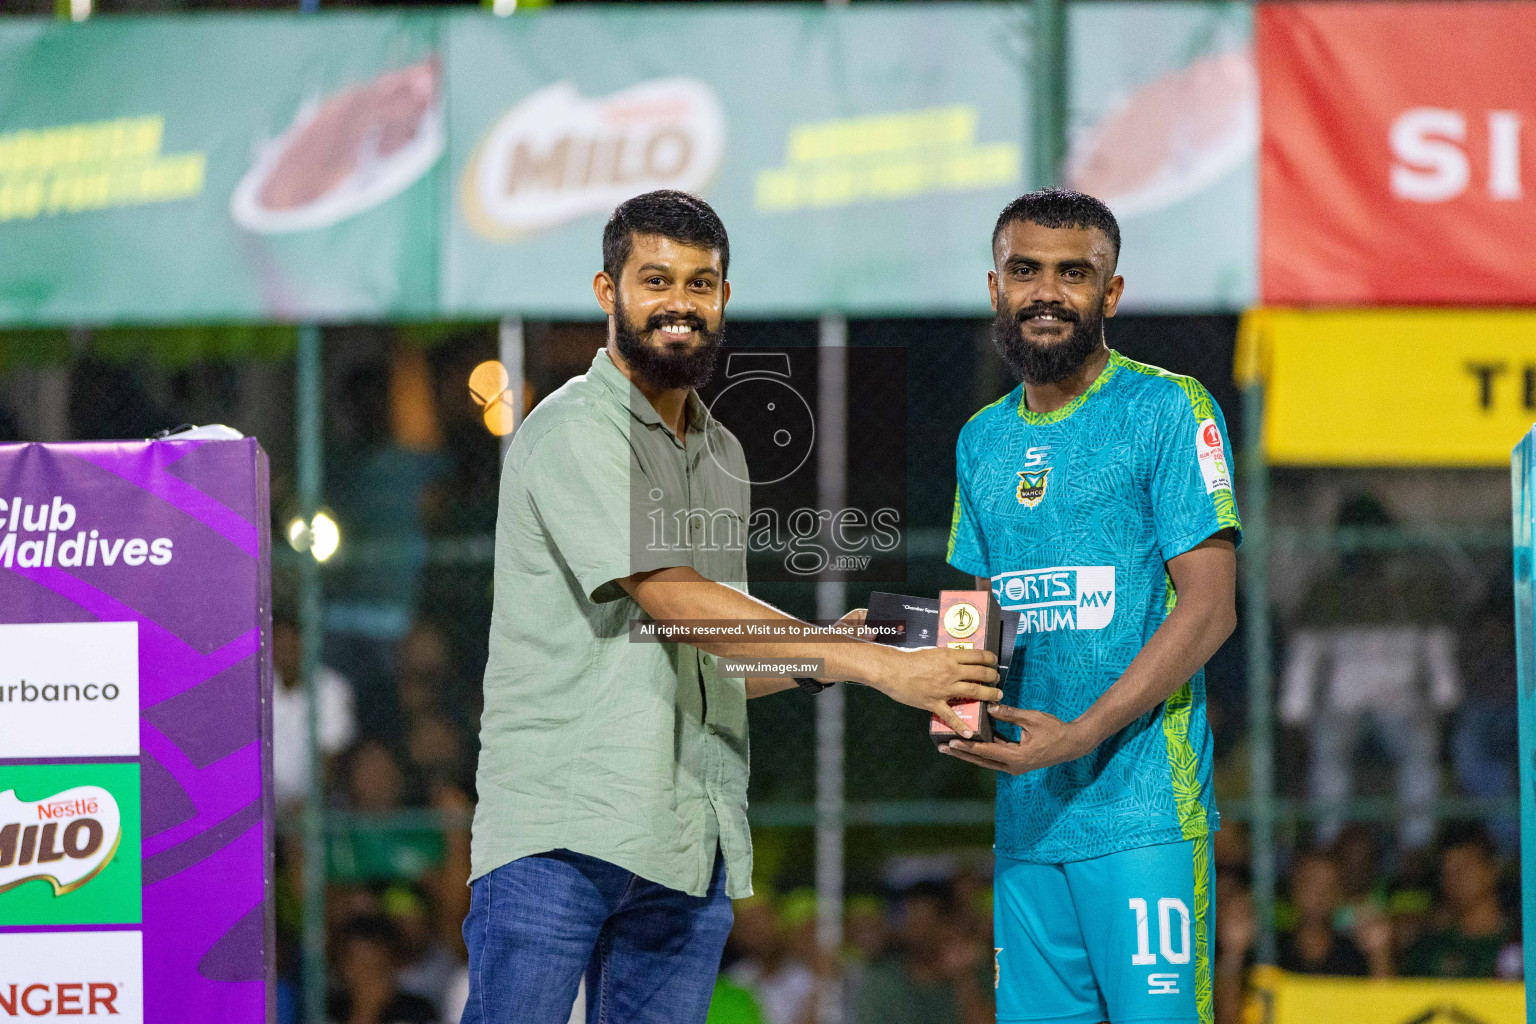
[0,5,1254,325]
[0,439,273,1024]
[444,5,1030,317]
[1066,2,1255,310]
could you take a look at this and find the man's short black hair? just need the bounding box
[992,188,1121,268]
[1439,821,1498,863]
[896,879,955,906]
[339,914,404,962]
[602,190,730,281]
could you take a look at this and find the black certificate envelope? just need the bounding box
[866,591,939,649]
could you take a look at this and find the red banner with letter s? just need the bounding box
[1259,2,1536,305]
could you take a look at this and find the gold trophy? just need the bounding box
[928,589,1002,745]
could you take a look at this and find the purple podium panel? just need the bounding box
[0,439,273,1024]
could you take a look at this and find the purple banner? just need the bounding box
[0,439,272,1024]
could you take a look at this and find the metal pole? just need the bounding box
[295,0,321,989]
[1241,381,1276,964]
[498,318,525,461]
[297,324,327,1024]
[1030,0,1067,189]
[816,0,847,1007]
[815,314,848,1024]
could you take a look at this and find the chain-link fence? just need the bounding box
[4,316,1522,1019]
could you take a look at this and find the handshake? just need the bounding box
[624,569,1026,745]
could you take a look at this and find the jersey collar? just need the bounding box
[1015,348,1124,426]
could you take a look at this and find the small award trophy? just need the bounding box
[928,590,1003,744]
[867,589,1019,746]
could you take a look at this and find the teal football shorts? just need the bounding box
[994,835,1215,1024]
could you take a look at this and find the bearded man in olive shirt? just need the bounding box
[460,190,1001,1024]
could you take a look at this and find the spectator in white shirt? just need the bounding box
[1279,496,1459,854]
[272,612,357,813]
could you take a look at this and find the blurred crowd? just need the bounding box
[267,598,1525,1024]
[266,802,1529,1024]
[1212,821,1524,1023]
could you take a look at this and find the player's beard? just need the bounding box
[992,295,1106,386]
[613,292,725,391]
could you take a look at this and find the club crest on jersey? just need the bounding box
[1016,469,1051,507]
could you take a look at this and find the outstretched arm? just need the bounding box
[941,530,1236,773]
[618,566,1000,736]
[743,608,866,698]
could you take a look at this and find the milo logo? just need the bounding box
[463,78,726,239]
[0,786,121,898]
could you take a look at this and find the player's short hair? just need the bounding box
[602,190,730,281]
[992,188,1121,269]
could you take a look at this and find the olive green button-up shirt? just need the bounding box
[470,348,754,898]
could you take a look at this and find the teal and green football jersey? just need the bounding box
[946,350,1241,863]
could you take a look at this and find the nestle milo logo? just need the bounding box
[0,786,121,898]
[463,78,726,240]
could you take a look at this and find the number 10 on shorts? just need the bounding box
[1128,897,1190,995]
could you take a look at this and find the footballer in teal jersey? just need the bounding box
[942,191,1240,1024]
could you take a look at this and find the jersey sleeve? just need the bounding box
[1148,380,1243,562]
[946,430,989,577]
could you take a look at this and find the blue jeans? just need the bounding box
[1309,705,1439,851]
[460,849,733,1024]
[1451,698,1520,855]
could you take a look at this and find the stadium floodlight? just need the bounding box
[309,512,339,562]
[469,359,518,437]
[286,511,341,563]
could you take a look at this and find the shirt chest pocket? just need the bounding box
[684,456,745,548]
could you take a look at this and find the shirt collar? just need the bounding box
[588,347,713,444]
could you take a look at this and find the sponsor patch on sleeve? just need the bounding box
[1195,418,1232,494]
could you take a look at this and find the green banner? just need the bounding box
[0,5,1255,326]
[0,14,441,325]
[1066,2,1254,309]
[0,762,141,927]
[443,5,1029,318]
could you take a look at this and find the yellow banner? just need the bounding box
[1236,308,1536,466]
[1245,967,1525,1024]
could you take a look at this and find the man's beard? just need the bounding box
[992,297,1105,386]
[613,294,724,391]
